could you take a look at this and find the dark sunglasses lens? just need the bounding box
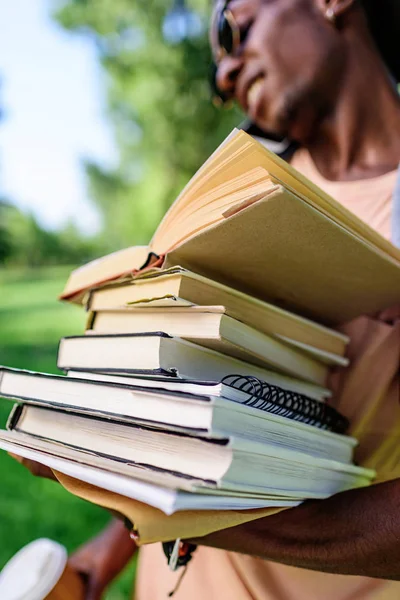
[218,11,234,54]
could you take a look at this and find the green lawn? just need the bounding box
[0,267,136,599]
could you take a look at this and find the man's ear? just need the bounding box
[314,0,356,21]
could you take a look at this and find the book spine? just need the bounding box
[6,404,24,431]
[86,311,96,330]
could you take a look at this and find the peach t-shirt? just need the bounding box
[135,151,400,600]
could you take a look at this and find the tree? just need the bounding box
[54,0,242,251]
[0,201,98,267]
[0,200,13,264]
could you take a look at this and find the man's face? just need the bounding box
[211,0,347,142]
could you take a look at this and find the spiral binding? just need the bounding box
[221,375,349,434]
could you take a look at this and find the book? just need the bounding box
[87,267,349,358]
[0,428,304,499]
[88,308,347,368]
[61,246,150,304]
[0,433,303,514]
[60,131,400,325]
[163,185,400,324]
[87,308,340,377]
[65,368,330,402]
[66,369,257,401]
[58,332,328,386]
[150,131,399,260]
[7,405,373,496]
[0,368,349,455]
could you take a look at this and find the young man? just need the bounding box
[16,1,400,598]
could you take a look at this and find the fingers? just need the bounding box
[8,453,24,464]
[66,562,104,600]
[67,555,84,573]
[8,453,57,480]
[66,566,100,600]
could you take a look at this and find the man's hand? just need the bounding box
[10,455,136,598]
[191,479,400,580]
[69,519,137,600]
[9,454,58,481]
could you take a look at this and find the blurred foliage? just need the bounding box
[0,200,13,263]
[53,0,242,252]
[0,4,242,596]
[0,267,136,599]
[0,202,100,267]
[0,0,242,267]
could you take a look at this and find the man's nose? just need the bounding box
[216,55,243,96]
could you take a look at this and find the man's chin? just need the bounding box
[287,118,314,145]
[249,103,312,144]
[286,101,320,145]
[251,116,290,143]
[251,117,313,146]
[258,96,315,145]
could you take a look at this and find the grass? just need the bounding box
[0,267,136,599]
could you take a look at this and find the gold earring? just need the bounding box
[325,7,336,23]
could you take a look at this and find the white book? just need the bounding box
[57,332,330,388]
[0,434,299,515]
[67,369,253,400]
[67,365,329,402]
[87,307,343,375]
[0,368,354,462]
[86,267,349,358]
[8,405,374,496]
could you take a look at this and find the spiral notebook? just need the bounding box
[1,368,352,464]
[65,370,347,434]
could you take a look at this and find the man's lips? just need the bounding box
[247,78,264,116]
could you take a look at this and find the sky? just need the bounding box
[0,0,117,234]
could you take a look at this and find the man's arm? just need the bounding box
[191,479,400,580]
[69,518,137,600]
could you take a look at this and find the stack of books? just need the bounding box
[0,362,373,515]
[1,129,399,519]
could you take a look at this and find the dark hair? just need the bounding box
[362,0,400,82]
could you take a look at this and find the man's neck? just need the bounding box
[305,30,400,182]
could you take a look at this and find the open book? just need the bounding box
[61,130,400,324]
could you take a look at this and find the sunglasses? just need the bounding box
[215,4,242,58]
[210,2,247,105]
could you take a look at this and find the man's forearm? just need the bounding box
[94,519,137,572]
[69,517,137,598]
[191,479,400,580]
